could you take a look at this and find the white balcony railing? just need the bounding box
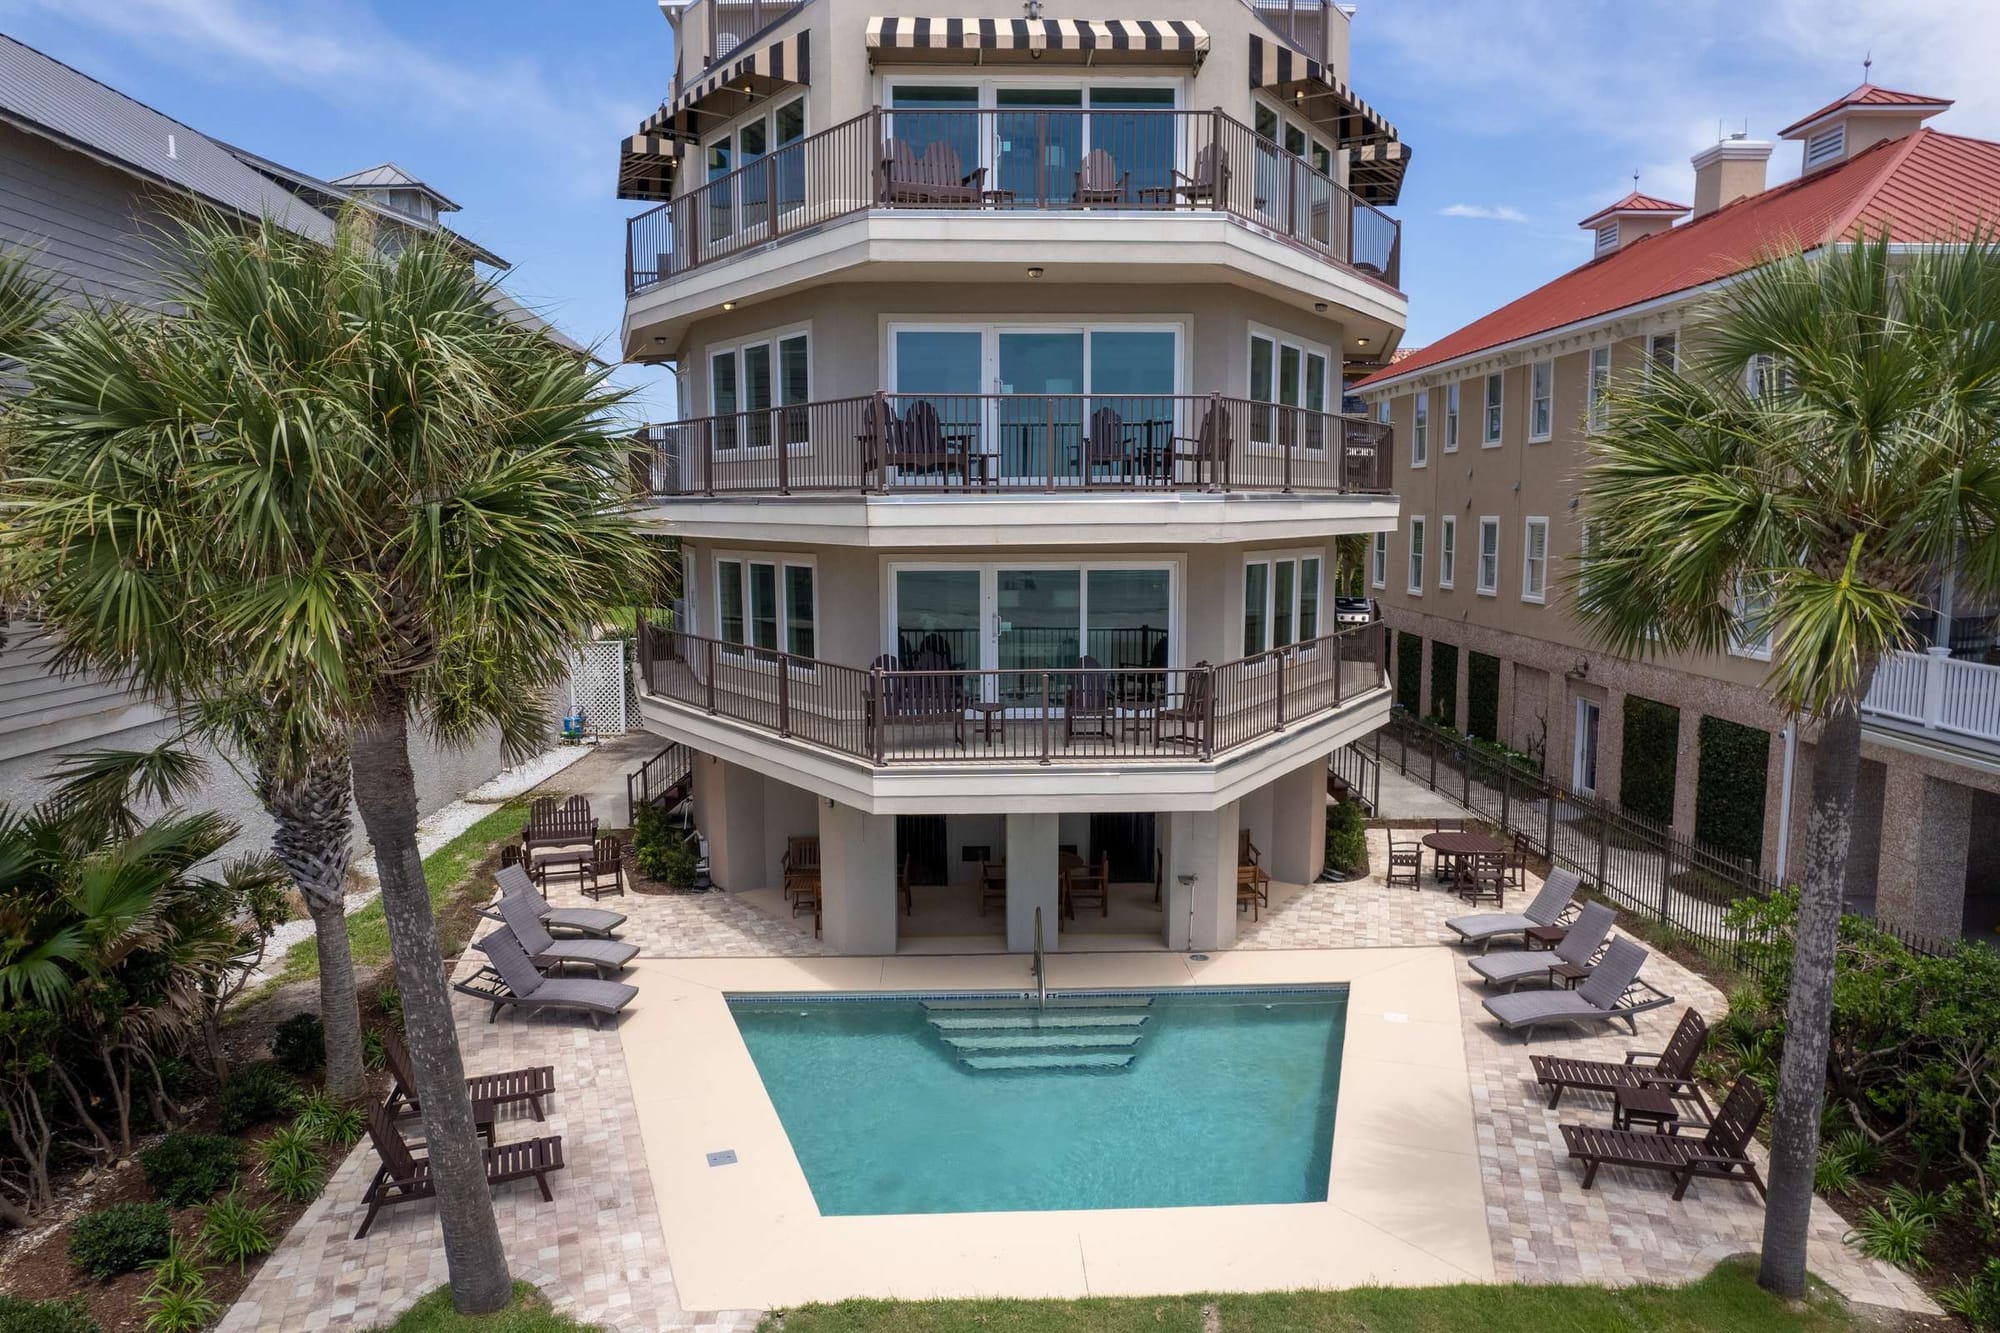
[1862,647,2000,744]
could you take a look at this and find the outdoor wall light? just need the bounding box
[1314,301,1327,313]
[1027,266,1045,278]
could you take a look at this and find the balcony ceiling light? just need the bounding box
[1027,266,1045,278]
[1356,337,1370,346]
[722,300,736,310]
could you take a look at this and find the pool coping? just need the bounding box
[619,947,1492,1309]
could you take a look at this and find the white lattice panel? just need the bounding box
[567,639,628,734]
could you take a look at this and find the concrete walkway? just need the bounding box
[531,731,667,829]
[1372,761,1472,820]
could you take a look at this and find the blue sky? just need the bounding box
[3,0,1996,418]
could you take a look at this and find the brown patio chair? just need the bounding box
[582,837,626,901]
[1560,1076,1766,1201]
[877,136,925,203]
[1066,854,1110,919]
[914,141,984,206]
[1457,851,1506,906]
[782,836,821,903]
[898,854,913,916]
[1170,402,1232,488]
[1086,406,1135,485]
[979,861,1007,916]
[1065,656,1116,742]
[870,648,967,750]
[1170,142,1230,207]
[1236,830,1271,916]
[380,1026,556,1125]
[1386,833,1423,888]
[1532,1007,1710,1111]
[1157,665,1209,748]
[354,1100,563,1239]
[1075,148,1129,206]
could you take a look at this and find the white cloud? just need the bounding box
[1441,203,1528,222]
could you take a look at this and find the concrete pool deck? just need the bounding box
[620,948,1492,1311]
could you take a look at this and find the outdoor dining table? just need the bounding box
[1421,830,1507,891]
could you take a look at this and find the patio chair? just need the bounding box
[1446,867,1580,952]
[889,140,983,206]
[354,1100,564,1239]
[898,854,913,916]
[582,837,626,901]
[1456,850,1507,906]
[460,925,638,1028]
[978,861,1007,916]
[1481,938,1676,1042]
[1469,901,1616,991]
[1170,402,1232,488]
[1386,833,1423,888]
[790,868,821,922]
[484,865,628,939]
[1086,406,1134,485]
[877,137,924,204]
[498,890,639,978]
[1065,656,1116,742]
[1561,1076,1767,1201]
[1169,143,1231,207]
[380,1025,556,1124]
[1067,854,1110,918]
[782,836,821,903]
[1157,665,1210,749]
[1532,1007,1710,1110]
[1075,148,1130,206]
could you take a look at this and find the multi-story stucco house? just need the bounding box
[0,34,579,844]
[1356,83,2000,944]
[617,0,1409,953]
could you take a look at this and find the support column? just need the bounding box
[1758,727,1791,879]
[817,801,899,955]
[691,756,764,891]
[1670,707,1702,834]
[1417,634,1435,719]
[1876,767,1972,940]
[1596,691,1626,808]
[1269,758,1327,886]
[1453,648,1472,735]
[1005,812,1060,953]
[1547,671,1573,789]
[1495,660,1516,749]
[1168,803,1241,951]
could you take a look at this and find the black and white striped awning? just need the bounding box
[617,134,680,202]
[639,29,811,140]
[1248,34,1408,205]
[866,17,1208,65]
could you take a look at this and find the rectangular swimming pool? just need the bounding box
[728,986,1347,1216]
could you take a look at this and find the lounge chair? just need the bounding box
[1531,1007,1710,1110]
[497,889,638,978]
[1446,867,1579,952]
[1560,1077,1767,1201]
[353,1100,564,1239]
[488,864,627,939]
[1481,938,1674,1042]
[458,925,637,1028]
[1469,901,1615,990]
[380,1026,556,1124]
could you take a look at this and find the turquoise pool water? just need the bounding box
[728,987,1347,1216]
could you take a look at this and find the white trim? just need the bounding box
[1411,388,1429,467]
[705,320,813,452]
[1242,549,1325,657]
[1572,696,1601,795]
[1803,122,1846,169]
[1593,221,1619,256]
[1646,328,1680,375]
[1527,359,1553,442]
[1481,371,1504,447]
[1442,380,1459,453]
[1438,514,1456,590]
[886,317,1189,395]
[883,556,1183,675]
[1520,516,1549,603]
[1585,346,1611,433]
[1405,515,1425,596]
[1476,516,1499,596]
[713,549,820,663]
[1729,577,1774,660]
[1370,531,1388,590]
[1248,322,1334,451]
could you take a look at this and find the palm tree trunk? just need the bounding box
[1758,691,1865,1298]
[260,745,366,1104]
[349,691,511,1314]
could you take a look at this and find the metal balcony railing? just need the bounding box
[625,107,1401,294]
[1863,648,2000,745]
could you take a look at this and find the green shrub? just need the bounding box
[258,1124,326,1203]
[1694,715,1768,864]
[270,1012,325,1075]
[633,804,698,886]
[1847,1201,1935,1271]
[1823,1129,1884,1177]
[217,1062,297,1133]
[294,1093,365,1148]
[138,1132,242,1207]
[1813,1147,1858,1196]
[140,1235,205,1296]
[362,1029,388,1071]
[1466,651,1500,742]
[199,1191,275,1272]
[139,1283,219,1333]
[1619,695,1680,826]
[68,1200,172,1279]
[1323,801,1367,877]
[374,985,402,1018]
[0,1295,100,1333]
[1940,1256,2000,1330]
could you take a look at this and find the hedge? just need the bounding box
[1395,632,1421,710]
[1695,715,1769,864]
[1466,652,1500,742]
[1619,695,1680,826]
[1428,641,1458,729]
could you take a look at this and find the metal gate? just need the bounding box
[567,639,629,734]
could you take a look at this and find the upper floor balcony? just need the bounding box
[1864,647,2000,753]
[623,107,1401,299]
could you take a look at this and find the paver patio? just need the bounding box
[222,826,1934,1329]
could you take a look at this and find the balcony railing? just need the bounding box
[705,0,808,61]
[1863,647,2000,745]
[635,618,1389,766]
[626,108,1401,294]
[631,393,1392,498]
[1247,0,1333,60]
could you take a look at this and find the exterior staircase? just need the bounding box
[921,995,1153,1073]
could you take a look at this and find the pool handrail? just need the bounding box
[1033,906,1047,1010]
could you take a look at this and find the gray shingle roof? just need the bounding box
[330,162,462,212]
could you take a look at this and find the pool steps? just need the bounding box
[922,996,1153,1072]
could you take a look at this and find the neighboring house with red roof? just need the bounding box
[1353,83,2000,946]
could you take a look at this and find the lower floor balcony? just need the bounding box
[1863,647,2000,750]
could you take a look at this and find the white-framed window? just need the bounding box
[1243,552,1323,654]
[1370,532,1388,590]
[1482,372,1504,446]
[708,323,811,449]
[1805,123,1846,169]
[1647,330,1679,375]
[701,94,808,238]
[1745,353,1786,399]
[1528,359,1553,442]
[1247,326,1332,449]
[1439,515,1457,589]
[1476,517,1499,595]
[1253,95,1340,178]
[1444,382,1460,452]
[715,552,818,659]
[1406,517,1426,594]
[1730,578,1774,659]
[1586,346,1611,432]
[1521,517,1549,603]
[1412,390,1429,466]
[1376,398,1390,425]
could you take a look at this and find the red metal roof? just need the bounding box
[1777,83,1953,138]
[1578,191,1691,226]
[1359,128,2000,389]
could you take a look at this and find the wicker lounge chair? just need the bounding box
[1075,148,1129,206]
[1446,867,1579,952]
[1481,938,1675,1042]
[1531,1007,1710,1110]
[497,890,638,978]
[1469,901,1616,990]
[1560,1077,1767,1201]
[459,925,638,1028]
[488,864,626,938]
[354,1100,563,1239]
[380,1026,556,1124]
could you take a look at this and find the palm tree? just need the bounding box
[4,209,655,1312]
[1573,231,2000,1297]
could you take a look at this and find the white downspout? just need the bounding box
[1774,721,1797,885]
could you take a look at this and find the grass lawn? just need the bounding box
[367,1283,593,1331]
[274,799,529,985]
[757,1261,1871,1332]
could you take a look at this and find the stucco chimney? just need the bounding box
[1690,135,1773,218]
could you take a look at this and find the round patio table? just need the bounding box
[1421,830,1507,894]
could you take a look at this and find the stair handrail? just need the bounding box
[1032,905,1047,1010]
